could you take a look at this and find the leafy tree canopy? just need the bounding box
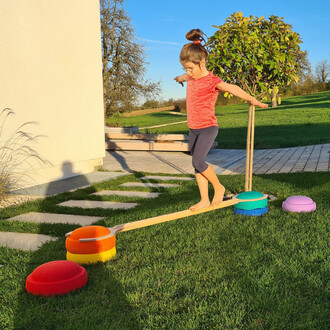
[207,12,305,106]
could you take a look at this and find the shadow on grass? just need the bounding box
[1,173,144,328]
[256,172,330,204]
[258,171,329,190]
[9,173,146,329]
[279,91,330,107]
[96,174,329,328]
[279,102,330,110]
[216,123,330,149]
[12,238,142,329]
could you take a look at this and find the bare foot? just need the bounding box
[189,200,210,212]
[211,185,226,207]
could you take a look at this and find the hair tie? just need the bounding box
[194,40,201,44]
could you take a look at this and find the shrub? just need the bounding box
[140,99,161,109]
[173,99,187,112]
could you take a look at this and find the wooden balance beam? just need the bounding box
[65,195,267,242]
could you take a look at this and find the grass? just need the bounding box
[0,171,329,329]
[106,111,187,129]
[106,91,330,149]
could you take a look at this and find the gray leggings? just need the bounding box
[189,126,218,174]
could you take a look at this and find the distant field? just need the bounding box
[107,91,330,149]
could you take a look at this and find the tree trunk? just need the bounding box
[271,89,278,108]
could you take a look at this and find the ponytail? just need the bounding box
[180,29,208,64]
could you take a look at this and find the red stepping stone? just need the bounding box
[26,260,87,297]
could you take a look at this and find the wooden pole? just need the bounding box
[249,105,255,191]
[245,104,256,191]
[245,105,252,191]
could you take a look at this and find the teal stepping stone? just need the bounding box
[235,191,268,210]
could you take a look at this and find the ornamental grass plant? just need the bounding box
[0,108,49,201]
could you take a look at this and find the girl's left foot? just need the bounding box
[211,185,225,207]
[189,200,210,212]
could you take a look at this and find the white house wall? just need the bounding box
[0,0,105,188]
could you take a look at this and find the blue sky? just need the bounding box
[125,0,330,101]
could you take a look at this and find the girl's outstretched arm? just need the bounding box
[217,82,268,108]
[174,74,188,86]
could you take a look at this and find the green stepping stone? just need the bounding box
[235,191,268,210]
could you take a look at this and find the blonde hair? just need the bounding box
[180,29,208,64]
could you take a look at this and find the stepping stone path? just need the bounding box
[7,212,104,226]
[92,190,160,198]
[121,183,179,188]
[0,232,57,251]
[140,176,194,181]
[58,200,138,209]
[1,177,182,250]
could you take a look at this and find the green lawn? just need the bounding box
[107,91,330,149]
[0,172,329,329]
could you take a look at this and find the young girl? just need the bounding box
[174,29,268,212]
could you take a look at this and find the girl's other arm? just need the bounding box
[174,74,188,86]
[217,82,268,108]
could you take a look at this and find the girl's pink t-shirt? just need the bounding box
[186,72,223,129]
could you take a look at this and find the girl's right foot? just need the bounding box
[189,200,210,212]
[211,184,226,207]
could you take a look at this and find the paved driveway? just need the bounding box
[103,144,330,175]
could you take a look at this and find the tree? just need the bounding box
[283,51,316,96]
[315,60,330,84]
[296,51,313,82]
[100,0,161,116]
[207,12,305,107]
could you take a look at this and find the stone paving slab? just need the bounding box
[140,175,194,181]
[121,183,179,188]
[7,212,104,226]
[0,232,57,251]
[92,190,160,198]
[58,200,138,209]
[10,171,128,196]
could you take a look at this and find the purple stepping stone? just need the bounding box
[282,195,316,213]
